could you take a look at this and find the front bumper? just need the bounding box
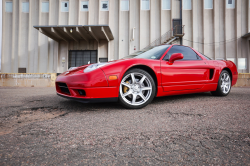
[56,68,119,101]
[57,93,118,103]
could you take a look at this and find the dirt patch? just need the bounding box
[0,107,67,135]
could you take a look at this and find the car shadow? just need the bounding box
[151,92,212,104]
[57,92,213,111]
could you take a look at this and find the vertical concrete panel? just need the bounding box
[38,0,49,73]
[182,10,192,47]
[28,0,39,73]
[59,0,69,25]
[241,0,248,35]
[249,40,250,73]
[49,0,59,73]
[78,0,89,25]
[248,0,250,32]
[140,0,150,50]
[225,2,236,61]
[99,11,109,24]
[2,0,13,73]
[161,7,171,36]
[197,0,203,53]
[129,0,140,54]
[119,11,129,58]
[240,0,248,73]
[192,0,199,50]
[108,0,119,60]
[69,0,78,24]
[99,40,108,59]
[18,0,29,71]
[203,7,214,58]
[12,0,19,73]
[88,40,98,50]
[98,0,109,60]
[150,0,161,45]
[58,41,68,72]
[236,0,247,73]
[214,0,220,59]
[172,0,180,19]
[217,0,225,59]
[88,0,99,24]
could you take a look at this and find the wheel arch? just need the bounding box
[222,67,233,83]
[124,65,158,95]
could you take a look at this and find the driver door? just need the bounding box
[161,45,209,92]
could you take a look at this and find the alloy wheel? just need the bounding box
[220,72,231,94]
[119,72,152,106]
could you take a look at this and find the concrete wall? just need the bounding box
[0,73,56,87]
[1,0,250,74]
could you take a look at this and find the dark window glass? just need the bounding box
[228,0,232,4]
[68,50,97,68]
[65,3,67,7]
[163,45,201,61]
[122,45,170,60]
[18,68,26,73]
[103,4,107,8]
[99,58,108,62]
[83,5,88,8]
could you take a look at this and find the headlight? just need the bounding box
[84,63,108,73]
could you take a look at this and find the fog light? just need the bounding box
[78,90,86,96]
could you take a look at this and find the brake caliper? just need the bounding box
[123,81,130,93]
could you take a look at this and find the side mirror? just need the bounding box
[169,53,184,63]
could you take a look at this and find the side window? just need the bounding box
[163,46,201,60]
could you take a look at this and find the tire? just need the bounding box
[119,68,156,109]
[211,70,231,96]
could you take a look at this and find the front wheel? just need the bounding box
[211,70,231,96]
[119,68,156,109]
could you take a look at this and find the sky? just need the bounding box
[0,0,2,71]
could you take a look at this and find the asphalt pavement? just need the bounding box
[0,87,250,165]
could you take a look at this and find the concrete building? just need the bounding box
[1,0,250,74]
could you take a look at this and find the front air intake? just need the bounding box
[58,82,70,95]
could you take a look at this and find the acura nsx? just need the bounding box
[56,44,238,109]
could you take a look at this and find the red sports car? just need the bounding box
[56,44,238,109]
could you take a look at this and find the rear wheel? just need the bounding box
[211,70,231,96]
[119,68,156,109]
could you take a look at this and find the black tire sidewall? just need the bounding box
[118,68,156,109]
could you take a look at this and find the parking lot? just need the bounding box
[0,87,250,165]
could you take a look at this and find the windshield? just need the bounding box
[121,45,170,60]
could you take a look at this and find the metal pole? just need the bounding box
[180,0,183,45]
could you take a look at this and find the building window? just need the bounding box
[41,2,49,13]
[162,0,170,10]
[22,2,29,13]
[141,0,150,10]
[238,58,247,70]
[226,0,235,9]
[121,0,129,11]
[80,1,89,11]
[183,0,192,10]
[227,58,235,64]
[204,0,213,9]
[61,1,69,12]
[101,1,109,11]
[5,2,13,12]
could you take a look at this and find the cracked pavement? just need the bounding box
[0,87,250,165]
